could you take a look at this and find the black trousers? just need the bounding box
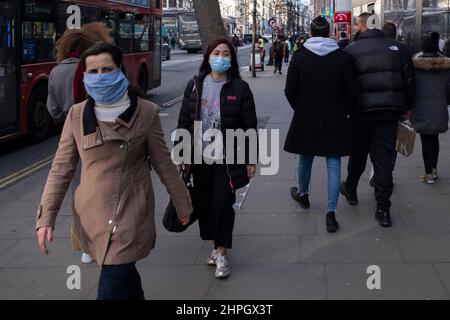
[274,55,283,72]
[420,134,440,174]
[97,262,144,300]
[284,50,289,63]
[192,164,236,249]
[345,119,398,211]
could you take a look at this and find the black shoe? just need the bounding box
[279,71,282,74]
[290,187,310,209]
[340,181,358,206]
[326,211,340,233]
[375,208,392,228]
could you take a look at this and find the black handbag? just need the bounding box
[163,166,198,232]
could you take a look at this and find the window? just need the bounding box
[55,3,100,40]
[118,13,133,53]
[134,15,150,52]
[100,10,119,43]
[22,0,56,63]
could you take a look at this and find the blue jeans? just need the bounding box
[298,155,341,212]
[97,262,145,300]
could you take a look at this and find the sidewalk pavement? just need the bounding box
[1,63,450,300]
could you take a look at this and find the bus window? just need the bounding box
[118,13,133,53]
[100,10,118,43]
[134,15,150,52]
[22,0,56,64]
[55,3,100,39]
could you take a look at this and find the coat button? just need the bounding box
[108,220,113,225]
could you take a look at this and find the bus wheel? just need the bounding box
[27,87,52,143]
[139,66,149,95]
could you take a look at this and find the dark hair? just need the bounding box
[382,22,397,39]
[310,15,330,37]
[340,31,347,38]
[422,36,439,54]
[431,32,440,41]
[199,37,241,79]
[358,12,372,26]
[81,42,123,70]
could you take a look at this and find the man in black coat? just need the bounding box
[284,16,357,232]
[340,12,416,228]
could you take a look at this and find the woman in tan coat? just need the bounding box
[36,42,192,300]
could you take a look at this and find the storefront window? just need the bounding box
[422,0,450,45]
[384,0,416,48]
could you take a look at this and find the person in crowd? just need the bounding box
[411,36,450,184]
[47,22,112,265]
[285,16,356,232]
[271,35,285,74]
[177,37,257,278]
[337,31,350,49]
[293,36,304,53]
[340,12,416,228]
[171,36,177,49]
[36,42,193,300]
[431,32,446,54]
[233,34,240,52]
[284,37,291,64]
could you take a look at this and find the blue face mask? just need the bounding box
[209,57,232,74]
[83,68,129,104]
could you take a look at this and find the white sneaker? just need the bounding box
[432,168,438,180]
[207,249,218,266]
[215,255,230,278]
[81,253,94,264]
[420,174,434,185]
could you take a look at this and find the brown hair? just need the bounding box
[55,22,112,64]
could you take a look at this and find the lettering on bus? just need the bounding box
[66,5,81,30]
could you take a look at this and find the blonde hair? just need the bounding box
[55,22,112,64]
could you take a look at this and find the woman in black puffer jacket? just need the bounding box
[176,37,257,279]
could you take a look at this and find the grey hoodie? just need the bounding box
[303,37,339,56]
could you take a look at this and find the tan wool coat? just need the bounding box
[36,91,192,265]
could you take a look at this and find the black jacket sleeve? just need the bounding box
[240,83,258,164]
[177,79,195,130]
[402,48,416,111]
[284,53,300,110]
[343,52,358,115]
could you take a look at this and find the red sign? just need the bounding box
[334,12,351,23]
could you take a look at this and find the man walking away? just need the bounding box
[272,35,285,74]
[285,16,357,232]
[340,12,416,228]
[338,31,350,49]
[285,37,291,64]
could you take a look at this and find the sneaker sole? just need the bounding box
[215,271,230,279]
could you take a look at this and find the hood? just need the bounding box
[413,53,450,71]
[303,37,339,56]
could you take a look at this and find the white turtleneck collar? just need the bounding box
[94,91,130,123]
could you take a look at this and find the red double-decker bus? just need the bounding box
[0,0,162,142]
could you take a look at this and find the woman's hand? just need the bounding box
[37,227,53,255]
[247,164,256,179]
[179,214,191,226]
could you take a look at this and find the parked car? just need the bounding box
[162,43,171,61]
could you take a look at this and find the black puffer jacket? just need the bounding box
[344,29,416,114]
[177,72,257,191]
